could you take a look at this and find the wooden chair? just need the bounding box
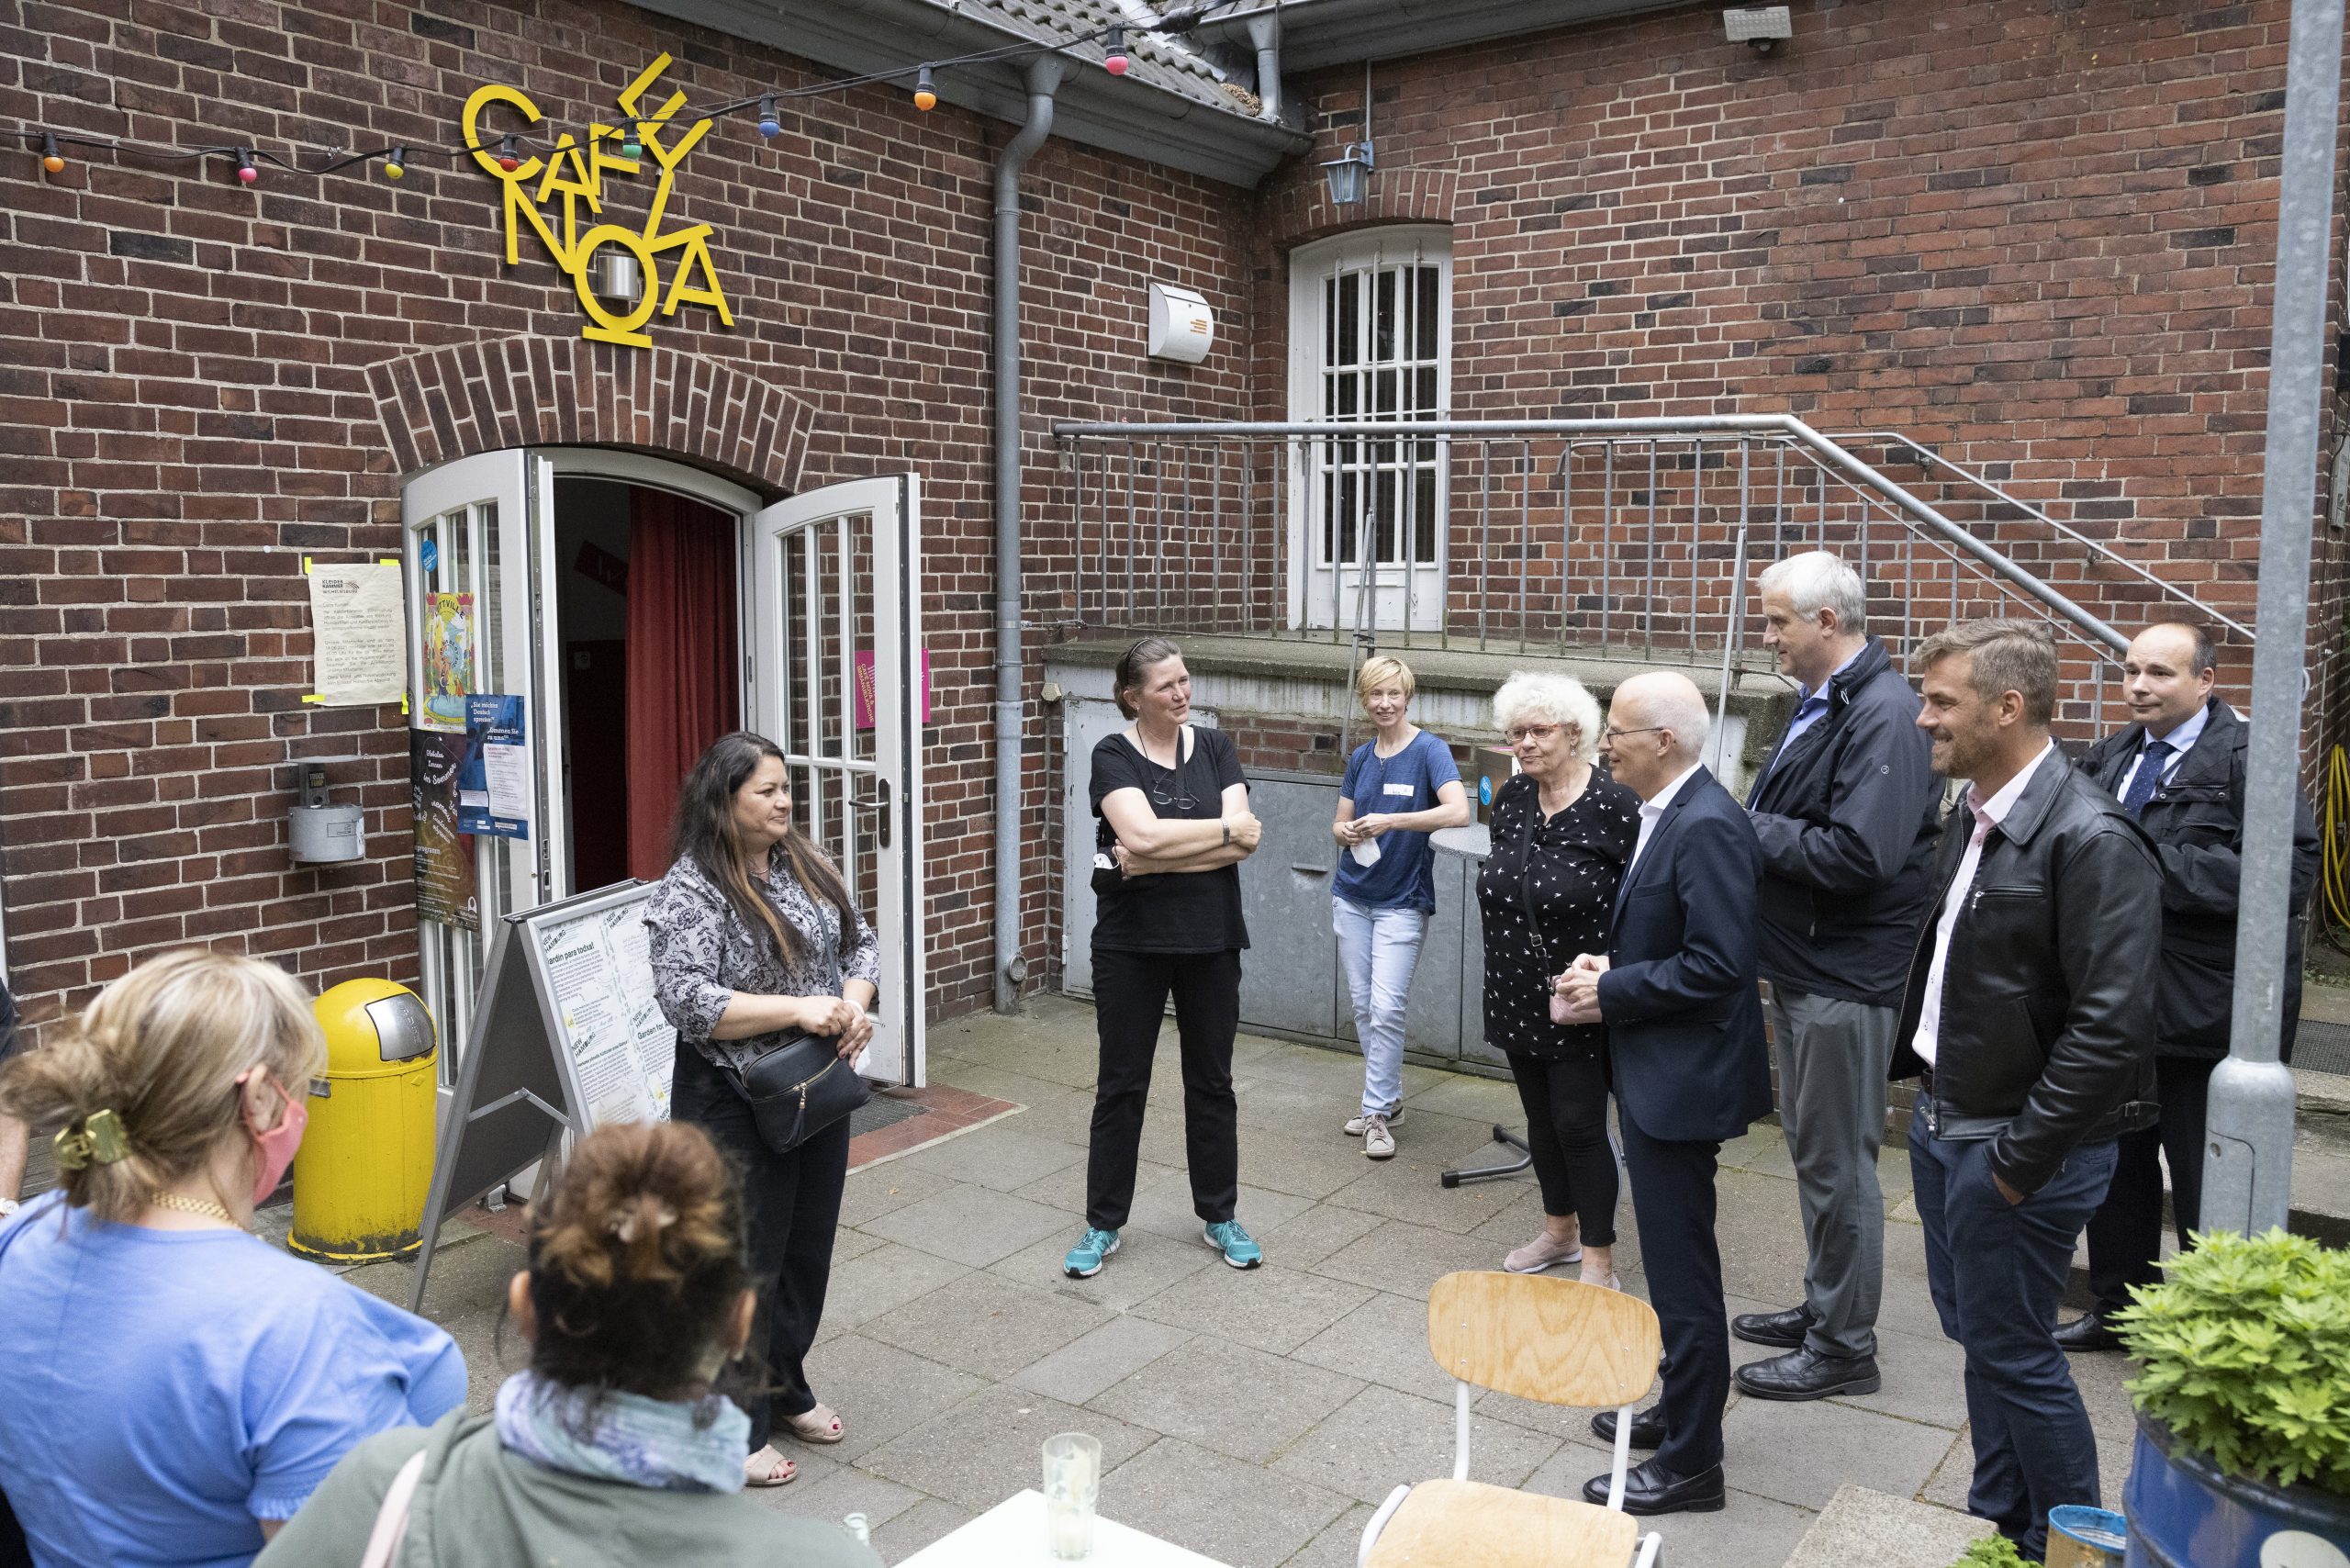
[1358,1271,1665,1568]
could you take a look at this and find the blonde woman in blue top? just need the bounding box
[1330,656,1471,1159]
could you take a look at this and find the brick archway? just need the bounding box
[367,338,819,495]
[1263,165,1460,252]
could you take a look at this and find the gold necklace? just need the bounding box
[149,1191,248,1229]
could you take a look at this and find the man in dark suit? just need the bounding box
[2055,622,2320,1350]
[1555,670,1774,1516]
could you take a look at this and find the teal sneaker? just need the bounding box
[1203,1219,1262,1270]
[1063,1226,1120,1278]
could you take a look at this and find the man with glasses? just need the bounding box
[1733,553,1943,1402]
[1555,671,1773,1515]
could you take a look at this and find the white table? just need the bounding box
[897,1488,1234,1567]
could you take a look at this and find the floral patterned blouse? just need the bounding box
[1476,770,1641,1061]
[644,849,880,1073]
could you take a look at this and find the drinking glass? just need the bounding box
[1042,1431,1102,1561]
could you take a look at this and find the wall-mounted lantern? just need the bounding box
[1321,140,1375,207]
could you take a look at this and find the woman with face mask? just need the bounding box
[0,949,465,1568]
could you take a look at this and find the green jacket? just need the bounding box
[255,1412,882,1568]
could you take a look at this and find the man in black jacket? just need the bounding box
[1900,619,2160,1561]
[2054,622,2320,1351]
[1734,552,1942,1401]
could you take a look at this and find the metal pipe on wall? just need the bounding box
[2205,0,2344,1232]
[993,56,1063,1015]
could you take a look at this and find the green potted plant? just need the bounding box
[2110,1227,2350,1565]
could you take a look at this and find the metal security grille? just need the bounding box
[1315,260,1443,570]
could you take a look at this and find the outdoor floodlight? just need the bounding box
[1724,6,1793,52]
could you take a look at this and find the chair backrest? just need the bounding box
[1425,1271,1662,1407]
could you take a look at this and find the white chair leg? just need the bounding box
[1606,1402,1633,1511]
[1632,1529,1662,1568]
[1360,1484,1412,1568]
[1453,1380,1473,1482]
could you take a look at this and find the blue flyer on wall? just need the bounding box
[457,694,530,840]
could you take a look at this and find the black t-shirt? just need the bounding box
[1089,726,1250,954]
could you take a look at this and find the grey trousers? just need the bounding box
[1767,986,1898,1359]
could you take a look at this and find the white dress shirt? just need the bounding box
[1911,742,2057,1068]
[2116,700,2209,801]
[1627,763,1705,879]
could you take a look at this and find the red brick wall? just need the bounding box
[1248,0,2344,719]
[0,0,1255,1034]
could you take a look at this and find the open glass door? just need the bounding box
[401,451,566,1075]
[748,476,926,1087]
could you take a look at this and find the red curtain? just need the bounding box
[625,489,741,881]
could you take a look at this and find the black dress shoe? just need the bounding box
[1582,1455,1727,1515]
[1588,1406,1668,1449]
[1731,1303,1817,1348]
[1734,1346,1883,1401]
[2054,1311,2124,1352]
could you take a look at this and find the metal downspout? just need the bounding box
[993,57,1063,1014]
[1246,13,1281,121]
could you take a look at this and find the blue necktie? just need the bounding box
[2121,740,2171,820]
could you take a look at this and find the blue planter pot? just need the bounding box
[2123,1414,2350,1568]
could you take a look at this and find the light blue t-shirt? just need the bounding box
[1333,729,1462,913]
[0,1193,466,1568]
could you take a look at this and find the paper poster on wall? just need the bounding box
[532,898,676,1125]
[306,564,406,707]
[852,647,931,731]
[410,729,479,930]
[458,694,531,840]
[419,591,475,734]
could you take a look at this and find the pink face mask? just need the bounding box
[239,1069,309,1207]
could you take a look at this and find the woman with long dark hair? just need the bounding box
[643,732,878,1489]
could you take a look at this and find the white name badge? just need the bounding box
[1382,782,1416,797]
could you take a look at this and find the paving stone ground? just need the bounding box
[346,993,2143,1567]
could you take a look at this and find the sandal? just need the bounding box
[784,1403,845,1445]
[744,1445,798,1486]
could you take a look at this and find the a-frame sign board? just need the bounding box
[408,879,676,1312]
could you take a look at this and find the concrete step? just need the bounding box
[1779,1484,1991,1568]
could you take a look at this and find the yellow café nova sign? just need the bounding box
[462,54,735,349]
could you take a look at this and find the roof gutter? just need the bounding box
[629,0,1307,185]
[1195,0,1694,70]
[992,56,1062,1014]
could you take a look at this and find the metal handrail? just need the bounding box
[1054,415,2130,654]
[1830,430,2255,644]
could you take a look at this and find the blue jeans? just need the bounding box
[1332,897,1427,1118]
[1910,1103,2119,1560]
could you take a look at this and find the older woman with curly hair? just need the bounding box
[1475,671,1642,1287]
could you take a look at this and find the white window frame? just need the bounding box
[1285,224,1454,633]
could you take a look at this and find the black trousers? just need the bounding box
[2083,1054,2215,1316]
[673,1044,852,1452]
[1506,1052,1619,1247]
[1618,1113,1729,1477]
[1086,947,1242,1231]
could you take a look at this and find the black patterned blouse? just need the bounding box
[1475,770,1642,1060]
[644,848,879,1074]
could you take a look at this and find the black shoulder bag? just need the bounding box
[720,896,872,1155]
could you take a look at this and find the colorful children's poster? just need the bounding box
[410,728,479,931]
[419,591,475,733]
[458,695,531,840]
[852,647,931,731]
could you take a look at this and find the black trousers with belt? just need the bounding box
[1085,947,1242,1232]
[673,1042,852,1452]
[2082,1053,2215,1316]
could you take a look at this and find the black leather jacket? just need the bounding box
[1890,746,2163,1194]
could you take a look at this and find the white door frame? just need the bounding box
[748,475,927,1088]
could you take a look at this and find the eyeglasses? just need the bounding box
[1505,724,1561,745]
[1149,782,1197,811]
[1602,725,1668,744]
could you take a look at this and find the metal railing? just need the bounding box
[1047,414,2246,740]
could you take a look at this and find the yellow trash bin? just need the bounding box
[289,979,438,1263]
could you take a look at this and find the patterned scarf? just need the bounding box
[493,1370,748,1494]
